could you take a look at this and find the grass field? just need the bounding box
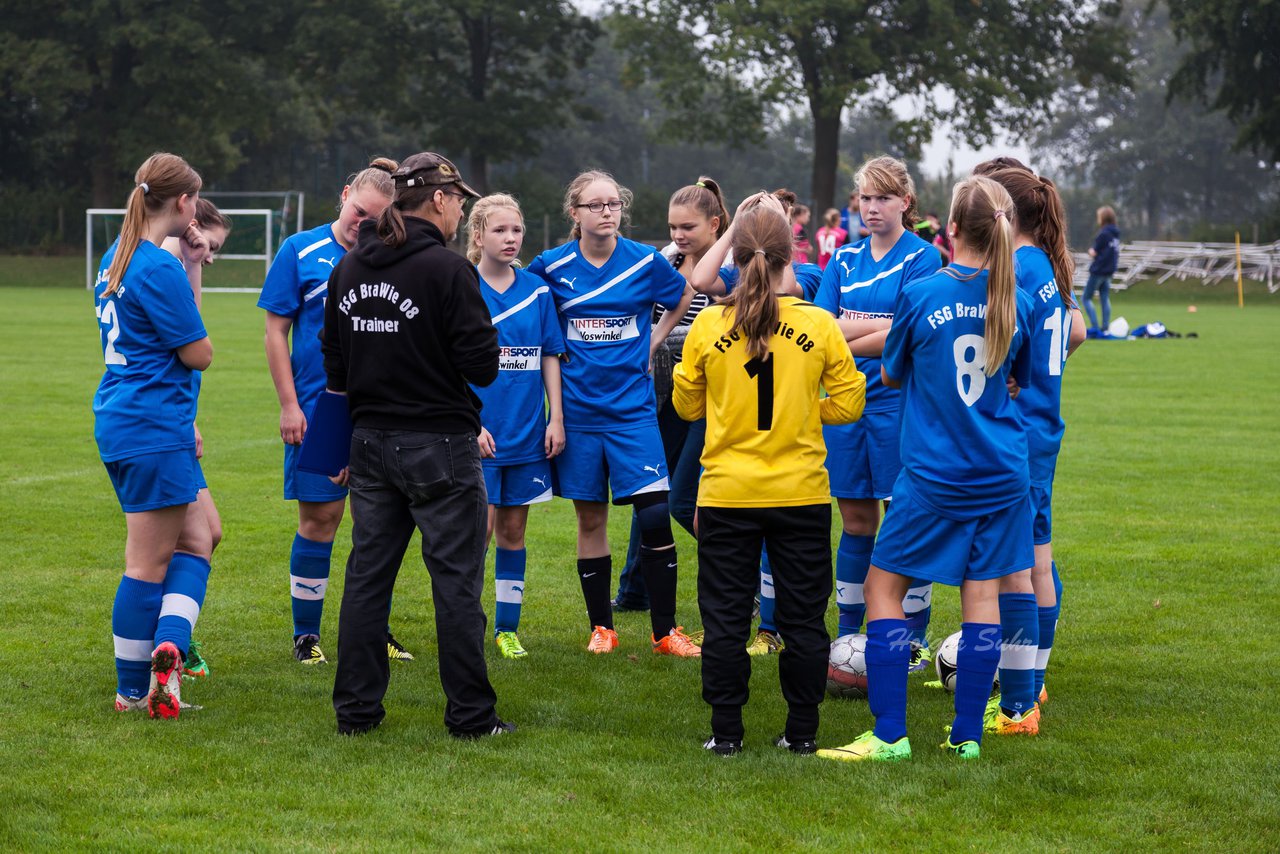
[1,260,1277,851]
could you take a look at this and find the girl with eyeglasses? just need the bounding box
[528,170,699,657]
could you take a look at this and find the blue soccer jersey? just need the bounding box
[473,267,566,465]
[814,230,941,413]
[93,240,207,462]
[257,223,345,417]
[1014,246,1072,485]
[881,265,1034,519]
[720,262,824,302]
[528,237,687,431]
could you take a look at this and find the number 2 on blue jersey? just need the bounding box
[97,300,127,366]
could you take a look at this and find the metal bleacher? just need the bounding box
[1072,241,1280,293]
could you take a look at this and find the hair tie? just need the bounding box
[695,181,706,189]
[994,209,1006,221]
[754,248,766,257]
[139,182,150,195]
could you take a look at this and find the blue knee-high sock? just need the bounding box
[866,618,911,744]
[494,547,526,634]
[836,533,874,636]
[951,622,1002,745]
[902,581,932,647]
[997,592,1039,716]
[112,575,163,699]
[1035,562,1063,699]
[290,533,332,638]
[757,547,777,634]
[153,552,211,658]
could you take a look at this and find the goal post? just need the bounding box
[85,190,305,293]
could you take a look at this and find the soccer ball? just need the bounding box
[934,630,1000,694]
[826,633,868,699]
[935,631,962,692]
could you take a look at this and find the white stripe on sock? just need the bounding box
[1036,646,1053,669]
[837,582,864,606]
[760,572,775,597]
[290,575,328,601]
[113,635,153,662]
[999,643,1039,671]
[902,584,932,613]
[496,579,524,605]
[159,593,200,627]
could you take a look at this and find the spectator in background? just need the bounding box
[791,203,813,263]
[927,212,952,265]
[814,208,848,270]
[1084,206,1121,337]
[840,190,871,244]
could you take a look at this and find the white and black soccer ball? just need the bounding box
[935,630,962,692]
[934,630,999,694]
[826,633,868,699]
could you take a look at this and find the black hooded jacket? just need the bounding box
[322,216,498,434]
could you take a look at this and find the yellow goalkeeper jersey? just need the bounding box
[673,296,865,508]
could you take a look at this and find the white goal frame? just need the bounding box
[86,207,275,293]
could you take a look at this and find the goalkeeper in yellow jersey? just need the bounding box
[674,197,866,756]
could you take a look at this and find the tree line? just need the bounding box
[1,0,1276,252]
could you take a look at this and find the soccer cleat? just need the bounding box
[703,736,742,756]
[907,642,933,673]
[182,639,210,680]
[652,627,702,658]
[610,598,648,613]
[685,629,704,646]
[451,720,516,740]
[115,693,147,713]
[816,731,911,762]
[586,626,619,654]
[1039,684,1049,706]
[746,629,784,656]
[987,704,1041,735]
[387,633,415,662]
[775,734,818,755]
[940,737,981,759]
[294,633,327,664]
[147,641,183,720]
[494,631,527,659]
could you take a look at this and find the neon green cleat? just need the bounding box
[387,633,415,662]
[940,737,981,759]
[495,631,528,659]
[746,630,783,656]
[907,642,932,673]
[816,731,911,762]
[182,639,210,680]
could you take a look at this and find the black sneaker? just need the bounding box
[451,720,517,740]
[338,721,381,736]
[611,597,649,613]
[293,633,327,664]
[386,632,415,662]
[702,735,743,756]
[774,734,818,755]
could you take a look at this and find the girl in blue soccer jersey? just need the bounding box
[161,199,233,681]
[259,157,413,665]
[94,153,213,719]
[528,170,699,657]
[465,194,566,660]
[613,177,730,615]
[817,175,1036,763]
[979,164,1088,734]
[812,156,942,663]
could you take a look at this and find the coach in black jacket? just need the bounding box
[322,151,510,738]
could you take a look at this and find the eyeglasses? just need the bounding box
[575,200,625,213]
[444,191,468,206]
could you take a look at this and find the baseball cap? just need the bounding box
[392,152,480,198]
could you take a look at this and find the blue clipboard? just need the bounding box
[297,391,353,476]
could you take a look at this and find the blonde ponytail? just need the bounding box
[104,153,201,296]
[945,175,1017,376]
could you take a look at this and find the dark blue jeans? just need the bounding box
[1083,273,1112,330]
[333,427,499,735]
[615,406,705,608]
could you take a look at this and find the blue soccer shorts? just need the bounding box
[553,425,669,504]
[872,482,1034,586]
[823,408,901,501]
[1029,482,1053,546]
[105,449,198,513]
[484,458,555,507]
[283,441,347,503]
